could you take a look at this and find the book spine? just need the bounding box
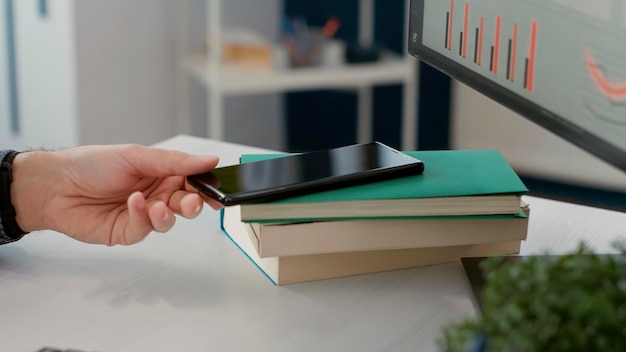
[219,209,277,285]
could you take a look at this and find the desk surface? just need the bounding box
[1,135,625,352]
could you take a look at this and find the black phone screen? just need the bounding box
[187,142,424,206]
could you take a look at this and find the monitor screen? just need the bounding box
[408,0,626,172]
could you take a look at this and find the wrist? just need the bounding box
[11,151,61,232]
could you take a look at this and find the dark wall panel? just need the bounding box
[417,62,452,150]
[284,0,359,152]
[283,0,452,152]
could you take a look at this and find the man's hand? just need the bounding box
[11,145,221,245]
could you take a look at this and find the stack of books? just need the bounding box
[221,149,529,285]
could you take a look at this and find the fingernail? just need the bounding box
[194,203,202,215]
[162,212,169,223]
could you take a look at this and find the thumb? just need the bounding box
[124,145,219,177]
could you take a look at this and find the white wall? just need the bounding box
[222,0,283,151]
[451,80,626,192]
[1,1,183,150]
[3,0,283,151]
[1,0,79,150]
[75,0,178,146]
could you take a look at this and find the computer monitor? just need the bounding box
[408,0,626,173]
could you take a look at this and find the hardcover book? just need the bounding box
[241,203,529,257]
[237,149,527,222]
[221,207,523,285]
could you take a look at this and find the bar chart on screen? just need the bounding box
[420,0,626,152]
[415,0,626,173]
[441,0,538,93]
[424,0,626,131]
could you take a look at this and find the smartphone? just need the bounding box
[187,141,425,206]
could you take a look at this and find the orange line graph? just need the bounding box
[585,47,626,102]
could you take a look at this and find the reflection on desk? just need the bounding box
[1,135,625,352]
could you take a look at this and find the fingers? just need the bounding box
[123,191,176,245]
[205,198,224,210]
[124,189,221,246]
[169,190,224,217]
[168,191,204,218]
[147,201,176,233]
[193,191,224,210]
[185,181,223,210]
[123,145,219,178]
[124,192,154,245]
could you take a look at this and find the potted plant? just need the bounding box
[439,242,626,352]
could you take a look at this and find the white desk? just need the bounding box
[1,135,625,352]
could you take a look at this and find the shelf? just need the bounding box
[184,53,415,95]
[176,0,418,150]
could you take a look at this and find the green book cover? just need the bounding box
[239,149,528,204]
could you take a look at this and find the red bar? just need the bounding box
[511,23,518,81]
[493,16,501,75]
[448,0,454,50]
[527,20,537,92]
[478,17,484,65]
[463,2,469,58]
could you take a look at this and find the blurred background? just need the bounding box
[1,0,624,210]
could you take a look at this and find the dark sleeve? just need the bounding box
[0,150,11,244]
[1,149,28,245]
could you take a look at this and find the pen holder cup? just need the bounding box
[283,31,325,68]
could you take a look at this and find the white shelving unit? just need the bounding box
[177,0,419,150]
